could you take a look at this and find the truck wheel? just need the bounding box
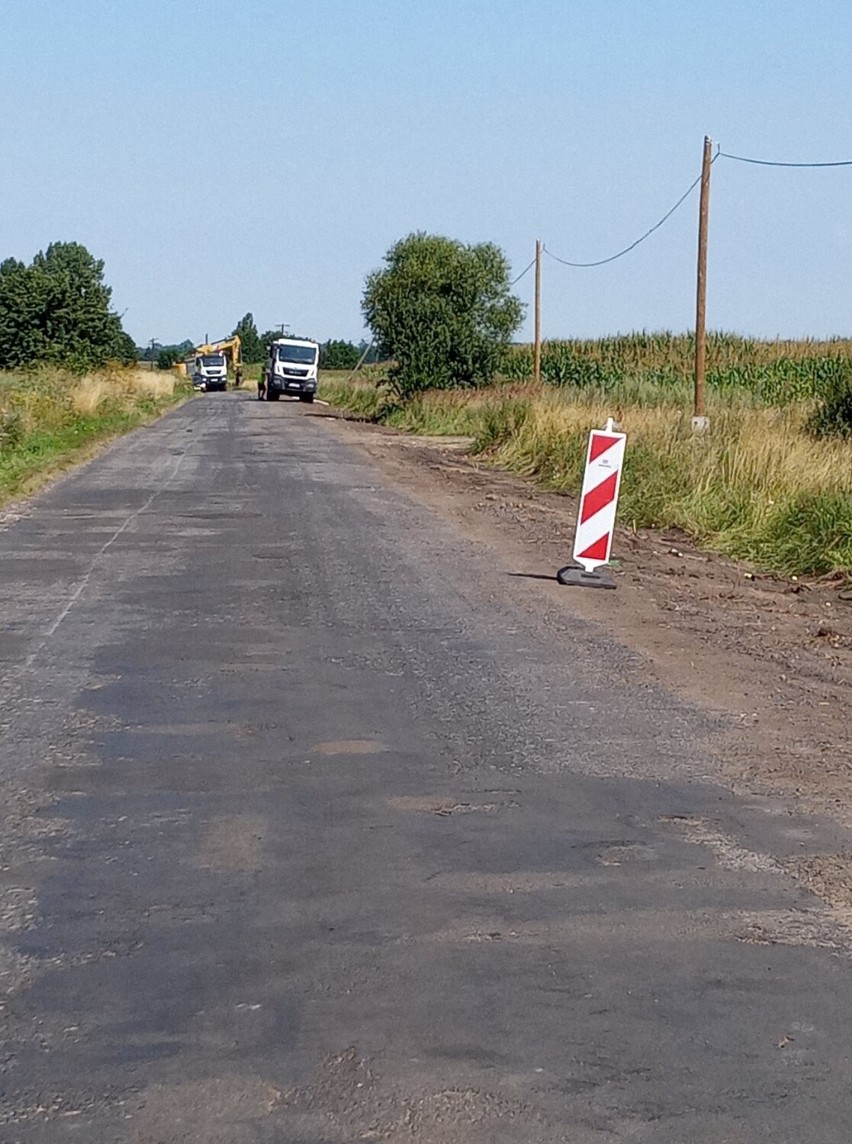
[299,394,314,404]
[266,390,279,401]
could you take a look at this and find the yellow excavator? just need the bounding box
[177,335,242,391]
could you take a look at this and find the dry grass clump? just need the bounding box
[71,367,177,414]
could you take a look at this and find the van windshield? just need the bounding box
[277,345,317,365]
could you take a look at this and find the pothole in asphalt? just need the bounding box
[596,843,657,866]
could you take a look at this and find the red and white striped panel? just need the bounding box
[572,428,627,572]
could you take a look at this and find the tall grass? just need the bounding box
[0,365,188,502]
[486,392,852,575]
[322,350,852,577]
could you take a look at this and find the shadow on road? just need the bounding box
[507,570,559,582]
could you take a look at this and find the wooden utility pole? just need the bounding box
[344,340,374,386]
[534,239,542,385]
[693,136,713,427]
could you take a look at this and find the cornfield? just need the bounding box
[502,332,852,407]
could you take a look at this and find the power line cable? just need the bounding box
[719,150,852,168]
[544,152,718,269]
[510,257,536,286]
[518,142,850,281]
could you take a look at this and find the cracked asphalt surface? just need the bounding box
[1,392,851,1141]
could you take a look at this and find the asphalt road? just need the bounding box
[1,392,851,1142]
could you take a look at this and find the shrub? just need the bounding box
[807,365,852,439]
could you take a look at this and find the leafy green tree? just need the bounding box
[0,242,133,369]
[362,232,524,398]
[156,346,185,370]
[0,258,42,367]
[112,330,138,365]
[231,312,264,363]
[320,339,360,370]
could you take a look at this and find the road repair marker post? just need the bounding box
[557,418,626,590]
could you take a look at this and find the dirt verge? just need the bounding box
[320,413,852,830]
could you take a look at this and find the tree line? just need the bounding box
[140,234,525,389]
[0,233,523,392]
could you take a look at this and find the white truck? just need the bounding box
[184,351,229,392]
[263,337,319,402]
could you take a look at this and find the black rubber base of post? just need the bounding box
[556,565,616,590]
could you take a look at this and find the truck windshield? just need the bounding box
[200,355,225,367]
[276,345,317,365]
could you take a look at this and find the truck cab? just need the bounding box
[265,338,319,402]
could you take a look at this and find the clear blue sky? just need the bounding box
[4,0,852,346]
